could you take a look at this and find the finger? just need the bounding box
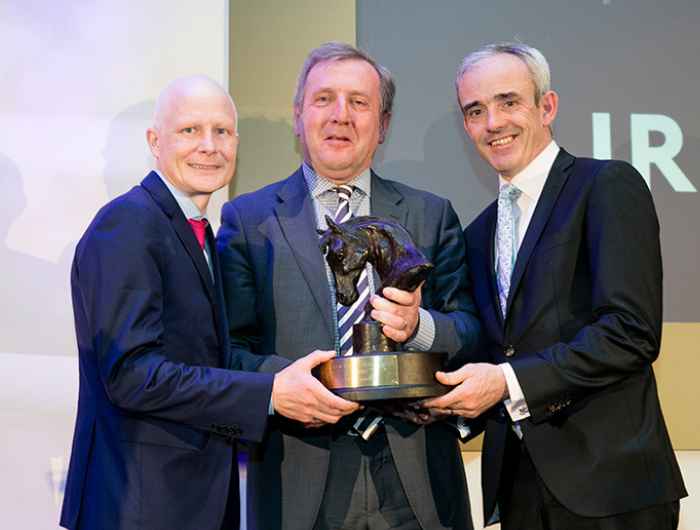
[377,325,400,343]
[370,309,406,330]
[303,349,337,368]
[422,389,461,409]
[369,294,399,313]
[310,411,341,424]
[381,287,418,306]
[312,384,360,414]
[435,367,470,386]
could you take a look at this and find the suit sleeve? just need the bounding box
[74,201,273,441]
[512,161,663,423]
[217,199,292,374]
[425,199,482,363]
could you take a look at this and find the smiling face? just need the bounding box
[294,58,389,184]
[147,77,238,211]
[457,53,558,180]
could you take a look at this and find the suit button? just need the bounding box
[504,345,515,357]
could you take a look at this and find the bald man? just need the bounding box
[60,76,358,530]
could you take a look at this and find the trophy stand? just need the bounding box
[315,320,448,401]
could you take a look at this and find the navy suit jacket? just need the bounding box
[464,150,687,521]
[217,167,481,530]
[60,172,274,530]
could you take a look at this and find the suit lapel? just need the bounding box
[141,172,217,305]
[370,170,408,229]
[480,203,504,327]
[274,168,335,335]
[207,225,230,363]
[506,150,575,316]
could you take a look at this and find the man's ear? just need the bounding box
[540,90,559,127]
[293,106,302,137]
[378,112,392,144]
[146,128,160,158]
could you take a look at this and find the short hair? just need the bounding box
[456,42,551,105]
[294,42,396,117]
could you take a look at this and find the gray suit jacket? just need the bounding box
[217,167,480,530]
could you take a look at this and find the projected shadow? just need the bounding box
[231,116,301,197]
[375,110,497,227]
[0,154,74,355]
[103,101,155,200]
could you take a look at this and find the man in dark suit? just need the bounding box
[423,43,687,529]
[60,76,358,530]
[217,43,481,530]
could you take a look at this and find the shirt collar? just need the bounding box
[498,140,559,201]
[155,170,206,220]
[302,162,372,199]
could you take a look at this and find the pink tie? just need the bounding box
[187,218,208,249]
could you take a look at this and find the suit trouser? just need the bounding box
[313,428,420,530]
[498,430,680,530]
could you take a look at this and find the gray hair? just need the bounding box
[456,42,551,105]
[294,42,396,117]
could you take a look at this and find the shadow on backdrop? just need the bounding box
[376,110,497,228]
[0,153,74,356]
[232,116,301,198]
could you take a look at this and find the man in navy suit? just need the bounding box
[60,76,358,530]
[424,42,686,529]
[217,42,480,530]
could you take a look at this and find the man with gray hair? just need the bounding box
[217,42,480,530]
[424,42,687,529]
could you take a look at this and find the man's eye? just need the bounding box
[316,95,330,104]
[182,127,195,134]
[352,99,368,107]
[216,128,230,135]
[467,109,482,118]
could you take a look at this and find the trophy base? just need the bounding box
[314,351,448,402]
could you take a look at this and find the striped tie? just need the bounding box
[331,186,384,439]
[333,185,371,356]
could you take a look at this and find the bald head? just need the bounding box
[147,75,239,212]
[152,75,238,132]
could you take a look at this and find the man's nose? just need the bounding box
[486,108,506,131]
[330,97,350,123]
[198,130,216,152]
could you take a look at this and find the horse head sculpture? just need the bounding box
[319,215,434,315]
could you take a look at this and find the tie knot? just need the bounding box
[334,185,353,203]
[187,218,208,249]
[499,184,521,204]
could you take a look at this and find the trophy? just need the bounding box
[315,215,449,401]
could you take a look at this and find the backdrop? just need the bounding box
[357,0,700,322]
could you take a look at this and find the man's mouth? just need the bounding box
[188,163,221,170]
[488,135,516,148]
[325,135,351,143]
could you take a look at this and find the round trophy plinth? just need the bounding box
[314,351,448,401]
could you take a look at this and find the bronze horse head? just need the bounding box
[319,215,434,313]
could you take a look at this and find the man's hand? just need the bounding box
[272,350,360,426]
[422,363,507,418]
[370,285,422,343]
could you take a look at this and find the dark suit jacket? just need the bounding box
[217,167,481,530]
[464,149,687,522]
[60,172,274,530]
